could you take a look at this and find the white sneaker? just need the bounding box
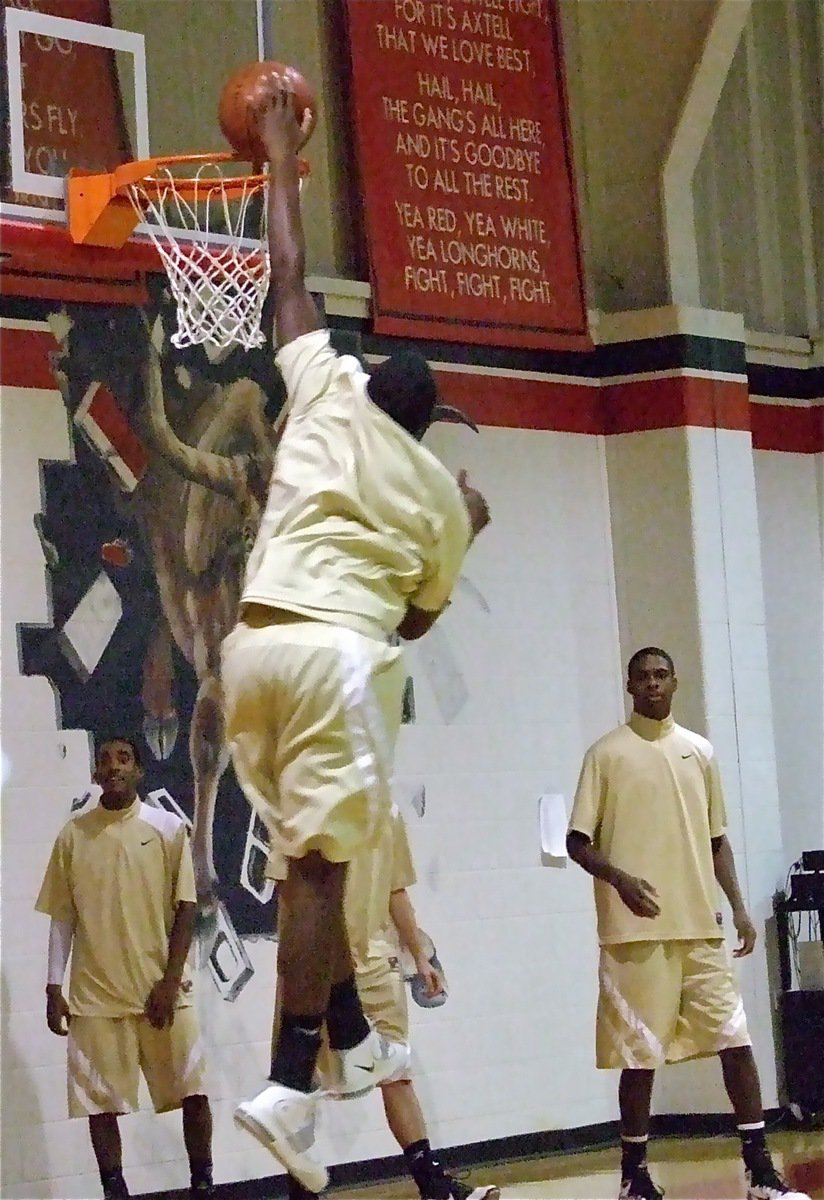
[327,1027,411,1098]
[233,1083,328,1193]
[746,1163,810,1200]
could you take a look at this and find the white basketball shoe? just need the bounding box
[234,1082,328,1193]
[327,1026,411,1098]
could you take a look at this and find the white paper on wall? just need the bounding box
[539,792,568,867]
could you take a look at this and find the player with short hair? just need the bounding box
[271,806,500,1200]
[567,649,809,1200]
[222,84,490,1193]
[36,737,213,1200]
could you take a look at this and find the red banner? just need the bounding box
[1,0,132,207]
[345,0,588,349]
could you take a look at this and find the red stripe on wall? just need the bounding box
[3,323,820,453]
[433,369,601,433]
[602,376,751,435]
[434,369,752,437]
[0,326,57,389]
[751,403,824,454]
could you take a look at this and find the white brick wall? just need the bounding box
[3,326,821,1197]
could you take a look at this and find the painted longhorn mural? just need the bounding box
[17,281,483,1001]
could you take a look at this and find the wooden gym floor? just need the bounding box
[334,1131,824,1199]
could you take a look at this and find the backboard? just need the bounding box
[1,0,263,299]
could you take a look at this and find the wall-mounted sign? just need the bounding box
[345,0,589,349]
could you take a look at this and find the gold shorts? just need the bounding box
[596,939,751,1069]
[67,1008,207,1116]
[222,617,405,862]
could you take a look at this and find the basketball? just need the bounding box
[218,61,317,164]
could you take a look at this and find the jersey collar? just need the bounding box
[96,796,141,822]
[628,711,675,741]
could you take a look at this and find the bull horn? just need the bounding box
[430,403,478,432]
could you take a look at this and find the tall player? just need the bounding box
[222,83,490,1192]
[567,648,810,1200]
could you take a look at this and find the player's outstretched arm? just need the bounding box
[253,85,323,349]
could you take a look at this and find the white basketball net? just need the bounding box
[126,163,271,351]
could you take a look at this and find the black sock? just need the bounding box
[738,1122,768,1167]
[189,1156,213,1190]
[99,1166,129,1198]
[404,1138,451,1199]
[270,1011,323,1093]
[621,1136,649,1178]
[325,975,370,1050]
[288,1173,320,1200]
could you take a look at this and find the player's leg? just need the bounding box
[181,1095,214,1196]
[368,958,499,1200]
[384,1080,499,1200]
[272,850,351,1090]
[719,1043,763,1123]
[676,941,809,1200]
[228,624,407,1186]
[617,1069,657,1199]
[138,1007,213,1197]
[268,627,409,1094]
[68,1016,139,1198]
[89,1115,127,1199]
[597,943,678,1200]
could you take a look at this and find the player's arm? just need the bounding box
[45,918,74,1035]
[711,834,756,956]
[145,900,197,1029]
[36,832,75,1035]
[400,470,490,641]
[566,831,661,919]
[389,889,444,999]
[254,85,323,349]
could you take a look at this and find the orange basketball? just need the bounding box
[218,61,316,164]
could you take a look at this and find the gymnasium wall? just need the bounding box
[2,300,821,1199]
[754,449,824,864]
[0,310,623,1195]
[1,0,823,1197]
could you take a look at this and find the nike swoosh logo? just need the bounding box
[141,839,153,845]
[681,753,692,759]
[356,1064,375,1073]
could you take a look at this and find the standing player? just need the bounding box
[35,737,213,1200]
[567,648,809,1200]
[221,84,490,1193]
[272,805,500,1200]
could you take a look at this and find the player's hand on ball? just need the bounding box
[457,469,491,539]
[254,83,313,164]
[615,872,660,919]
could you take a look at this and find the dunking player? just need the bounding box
[271,805,500,1200]
[567,648,810,1200]
[221,84,490,1192]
